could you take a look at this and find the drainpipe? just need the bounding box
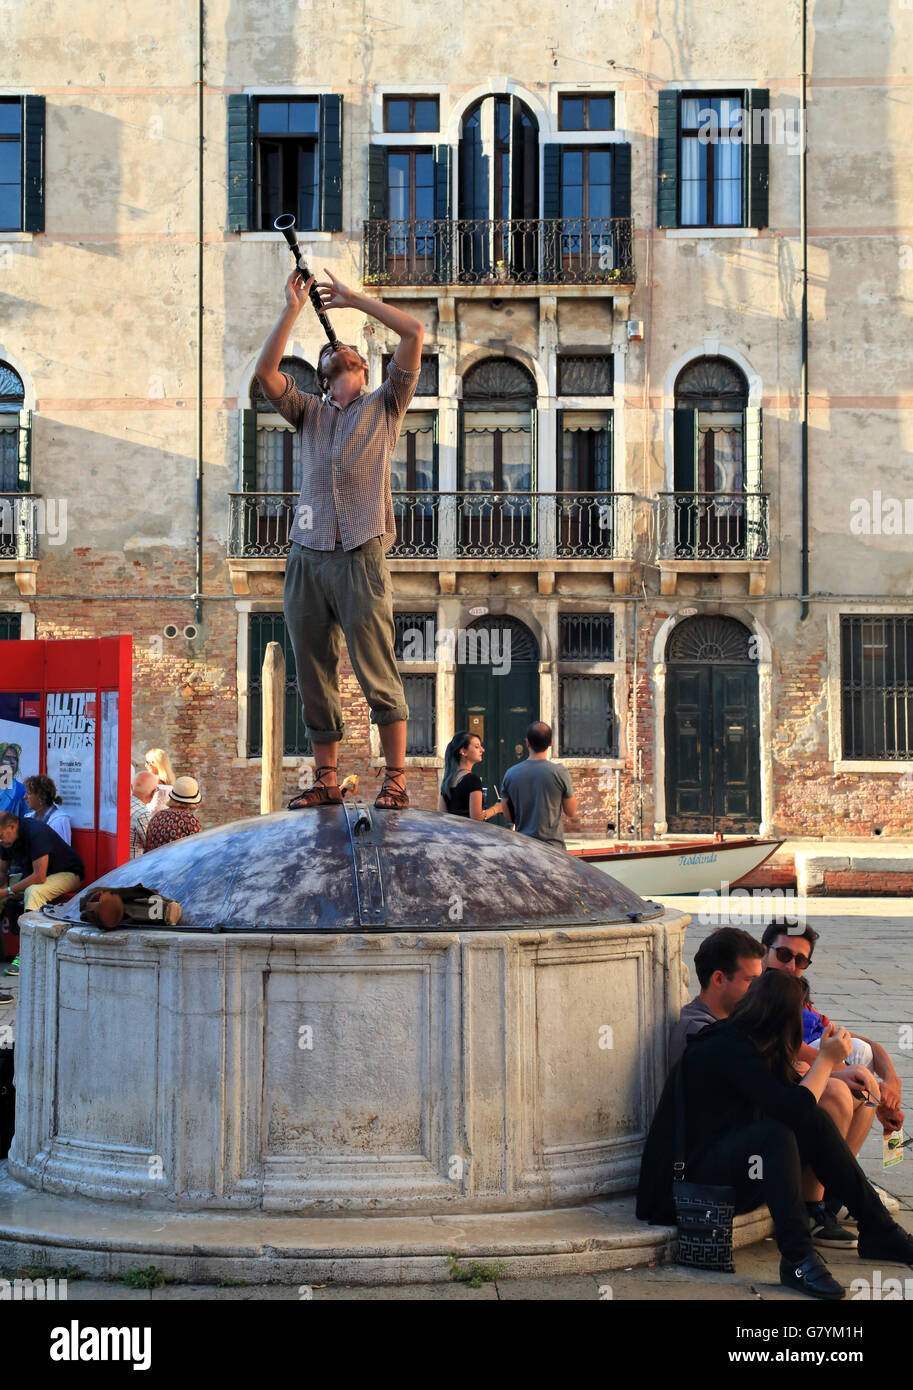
[194,0,205,626]
[799,0,809,620]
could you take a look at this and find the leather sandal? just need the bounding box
[374,765,409,810]
[289,766,343,810]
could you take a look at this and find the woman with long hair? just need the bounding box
[637,969,913,1299]
[144,749,176,817]
[438,731,503,822]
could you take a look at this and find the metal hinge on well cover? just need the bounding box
[343,800,387,928]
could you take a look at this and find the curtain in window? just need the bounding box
[699,412,743,517]
[462,411,532,491]
[680,129,706,226]
[714,136,742,225]
[560,411,612,491]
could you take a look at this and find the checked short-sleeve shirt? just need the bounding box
[265,357,421,553]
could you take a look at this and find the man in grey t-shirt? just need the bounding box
[667,926,765,1069]
[499,722,578,850]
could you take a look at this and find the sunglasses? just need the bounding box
[772,945,812,970]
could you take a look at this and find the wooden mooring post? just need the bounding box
[260,641,286,814]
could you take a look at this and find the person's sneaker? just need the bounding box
[807,1201,858,1248]
[780,1251,845,1300]
[3,957,19,977]
[0,989,12,1004]
[824,1196,857,1226]
[871,1183,900,1213]
[857,1219,913,1265]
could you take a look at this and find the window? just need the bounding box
[557,354,613,396]
[657,89,770,230]
[841,616,913,760]
[227,94,342,233]
[247,613,312,757]
[459,361,536,555]
[382,352,439,397]
[394,612,437,754]
[559,147,613,263]
[0,96,44,233]
[386,148,435,273]
[0,613,21,640]
[256,99,319,231]
[558,412,613,491]
[556,413,615,557]
[559,93,614,131]
[384,97,439,133]
[390,411,438,555]
[560,675,616,757]
[248,358,319,493]
[0,362,25,493]
[560,614,614,661]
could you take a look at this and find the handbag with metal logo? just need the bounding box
[672,1055,736,1272]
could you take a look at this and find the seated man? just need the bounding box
[762,921,903,1244]
[0,810,85,977]
[668,926,766,1069]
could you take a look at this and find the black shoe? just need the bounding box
[807,1201,858,1249]
[780,1251,846,1300]
[0,989,12,1004]
[857,1220,913,1265]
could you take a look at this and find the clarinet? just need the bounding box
[274,214,339,348]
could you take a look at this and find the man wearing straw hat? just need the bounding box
[145,776,203,852]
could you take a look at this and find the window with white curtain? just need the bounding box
[680,95,743,227]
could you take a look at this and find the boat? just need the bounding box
[569,836,784,897]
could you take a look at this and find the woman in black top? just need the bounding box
[637,970,913,1299]
[438,732,504,822]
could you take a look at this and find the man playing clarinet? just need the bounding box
[255,268,423,809]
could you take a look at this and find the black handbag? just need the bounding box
[672,1055,736,1271]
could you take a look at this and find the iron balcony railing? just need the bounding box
[657,492,770,561]
[0,493,40,560]
[363,217,635,286]
[228,492,636,561]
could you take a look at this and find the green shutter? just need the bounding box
[434,144,452,283]
[366,144,388,280]
[555,408,565,490]
[611,142,631,219]
[603,410,614,493]
[673,407,697,555]
[18,410,32,491]
[747,89,770,229]
[657,91,679,228]
[319,94,343,232]
[22,96,46,233]
[743,405,764,559]
[542,143,561,282]
[240,409,258,491]
[227,94,253,232]
[431,409,440,491]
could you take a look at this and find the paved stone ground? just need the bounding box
[2,894,911,1301]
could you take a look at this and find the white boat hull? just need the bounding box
[572,840,782,897]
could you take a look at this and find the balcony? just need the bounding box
[0,493,40,595]
[363,218,635,288]
[227,491,637,595]
[657,491,770,596]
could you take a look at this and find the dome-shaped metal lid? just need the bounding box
[55,804,663,933]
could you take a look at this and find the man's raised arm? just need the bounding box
[254,271,313,401]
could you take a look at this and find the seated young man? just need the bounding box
[0,811,85,978]
[762,921,903,1244]
[668,926,766,1069]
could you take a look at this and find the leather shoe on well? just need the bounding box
[780,1251,845,1300]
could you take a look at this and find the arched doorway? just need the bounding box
[665,615,760,833]
[455,616,540,793]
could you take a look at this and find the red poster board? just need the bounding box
[0,636,132,883]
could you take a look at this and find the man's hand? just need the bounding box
[285,270,314,313]
[315,268,357,311]
[876,1101,904,1135]
[879,1073,903,1112]
[819,1022,854,1066]
[0,887,7,901]
[834,1063,880,1100]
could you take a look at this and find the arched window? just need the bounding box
[458,96,538,281]
[671,355,762,560]
[246,357,319,494]
[459,359,537,556]
[0,362,25,493]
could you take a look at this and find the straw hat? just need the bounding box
[168,776,202,807]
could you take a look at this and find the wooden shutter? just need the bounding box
[747,89,770,229]
[366,144,388,280]
[227,94,253,232]
[22,96,46,233]
[240,409,258,491]
[319,94,343,231]
[555,407,565,490]
[743,405,764,559]
[657,91,679,228]
[542,143,561,281]
[673,407,698,555]
[611,142,632,219]
[434,144,452,283]
[18,410,32,490]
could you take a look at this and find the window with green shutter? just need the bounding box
[227,95,342,233]
[247,613,312,757]
[658,89,770,230]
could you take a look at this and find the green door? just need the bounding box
[666,664,760,833]
[455,617,540,801]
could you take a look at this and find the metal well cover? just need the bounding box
[56,805,662,933]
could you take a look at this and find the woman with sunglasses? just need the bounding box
[637,969,913,1298]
